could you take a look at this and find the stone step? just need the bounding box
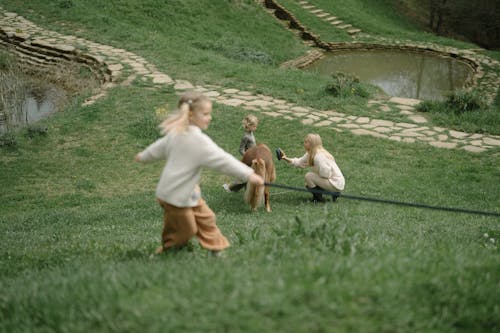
[339,24,352,29]
[30,39,76,54]
[17,54,51,67]
[11,39,75,60]
[348,29,362,34]
[12,44,61,63]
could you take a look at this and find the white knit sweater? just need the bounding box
[138,126,254,207]
[290,152,345,191]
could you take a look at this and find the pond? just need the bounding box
[0,82,66,133]
[305,50,474,101]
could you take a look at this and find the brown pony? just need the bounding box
[241,144,276,212]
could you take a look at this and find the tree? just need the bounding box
[424,0,500,49]
[429,0,448,34]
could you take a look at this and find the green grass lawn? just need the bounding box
[1,0,499,332]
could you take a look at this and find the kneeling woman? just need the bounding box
[281,133,345,202]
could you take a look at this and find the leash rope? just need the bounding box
[264,182,500,217]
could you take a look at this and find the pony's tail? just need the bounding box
[245,159,265,209]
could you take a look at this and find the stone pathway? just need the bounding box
[297,0,362,36]
[1,7,499,153]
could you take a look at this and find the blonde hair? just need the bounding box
[305,133,334,166]
[242,114,259,131]
[160,91,211,134]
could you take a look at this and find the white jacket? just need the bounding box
[139,126,253,207]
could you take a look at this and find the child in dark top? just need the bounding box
[223,115,259,192]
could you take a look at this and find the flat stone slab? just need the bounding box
[408,115,427,123]
[389,97,421,106]
[483,137,500,146]
[351,129,374,136]
[307,114,321,120]
[330,117,345,123]
[291,106,310,113]
[339,123,360,129]
[245,100,274,108]
[324,110,345,116]
[237,91,253,96]
[236,95,257,101]
[314,120,332,127]
[373,127,393,133]
[463,145,486,153]
[396,105,414,111]
[433,127,446,132]
[355,117,370,124]
[449,130,469,139]
[402,138,416,143]
[204,91,221,98]
[262,111,281,117]
[429,141,457,149]
[54,44,75,52]
[371,119,394,127]
[400,110,414,115]
[174,80,194,90]
[151,74,173,84]
[108,63,123,71]
[399,131,424,137]
[437,134,448,141]
[397,122,418,128]
[218,98,245,107]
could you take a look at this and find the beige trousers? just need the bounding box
[305,172,342,191]
[157,199,230,252]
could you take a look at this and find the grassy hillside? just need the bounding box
[1,0,499,332]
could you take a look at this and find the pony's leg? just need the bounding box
[264,186,271,212]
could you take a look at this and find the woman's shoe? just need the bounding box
[308,186,325,203]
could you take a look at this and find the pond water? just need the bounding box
[305,50,473,101]
[0,81,66,133]
[19,86,65,123]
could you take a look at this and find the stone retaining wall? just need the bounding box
[280,49,324,68]
[0,27,110,84]
[262,0,329,50]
